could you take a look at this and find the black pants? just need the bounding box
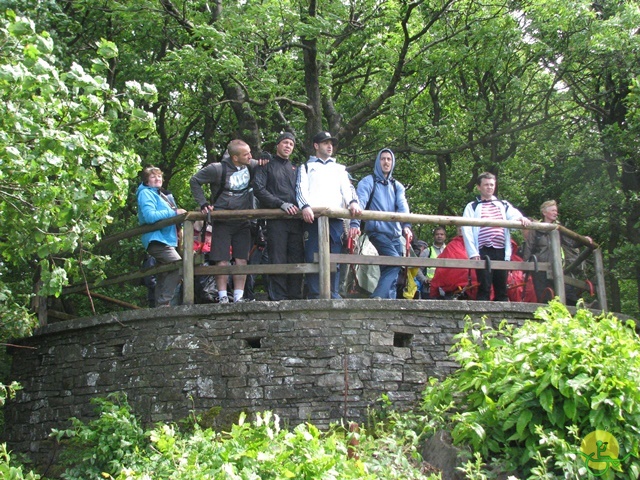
[531,271,554,303]
[476,246,508,301]
[266,219,304,300]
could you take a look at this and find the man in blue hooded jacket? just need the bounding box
[350,148,412,299]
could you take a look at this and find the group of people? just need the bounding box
[136,133,591,307]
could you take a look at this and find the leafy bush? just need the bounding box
[420,300,640,478]
[51,393,147,480]
[0,382,40,479]
[52,393,440,479]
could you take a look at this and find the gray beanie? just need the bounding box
[276,132,296,145]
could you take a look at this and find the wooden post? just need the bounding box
[318,216,331,299]
[549,229,566,304]
[182,220,195,305]
[37,293,47,327]
[592,248,608,311]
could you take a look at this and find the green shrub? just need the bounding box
[0,382,40,479]
[51,392,148,480]
[51,393,439,479]
[0,444,40,480]
[420,300,640,478]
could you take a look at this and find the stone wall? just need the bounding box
[3,299,540,467]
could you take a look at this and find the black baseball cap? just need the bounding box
[312,131,338,145]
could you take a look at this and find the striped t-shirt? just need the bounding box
[477,201,505,248]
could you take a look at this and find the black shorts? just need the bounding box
[209,220,252,262]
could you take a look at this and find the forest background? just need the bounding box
[2,0,640,342]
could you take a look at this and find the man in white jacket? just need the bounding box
[296,131,361,298]
[462,172,530,301]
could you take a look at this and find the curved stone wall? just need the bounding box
[4,299,541,467]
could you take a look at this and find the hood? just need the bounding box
[136,182,158,195]
[373,148,395,183]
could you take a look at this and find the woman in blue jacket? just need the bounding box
[137,166,186,306]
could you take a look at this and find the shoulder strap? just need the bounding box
[365,177,378,211]
[472,198,508,211]
[364,177,397,211]
[211,162,227,204]
[157,190,176,209]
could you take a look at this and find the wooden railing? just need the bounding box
[53,208,604,326]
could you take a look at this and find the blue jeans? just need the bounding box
[303,219,344,299]
[368,232,404,299]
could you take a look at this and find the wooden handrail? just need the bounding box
[47,207,605,327]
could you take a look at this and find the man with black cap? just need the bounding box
[253,132,304,300]
[296,131,361,299]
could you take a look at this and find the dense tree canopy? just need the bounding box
[2,0,640,329]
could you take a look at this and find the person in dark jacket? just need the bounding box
[522,200,592,304]
[189,139,261,304]
[253,132,304,300]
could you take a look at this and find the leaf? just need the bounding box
[539,388,554,414]
[563,398,577,420]
[516,409,533,437]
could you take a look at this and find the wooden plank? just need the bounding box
[69,291,142,310]
[563,276,591,290]
[320,207,558,231]
[318,217,331,299]
[194,263,326,275]
[98,207,558,249]
[98,213,187,249]
[557,225,599,249]
[329,253,551,272]
[61,261,182,295]
[564,246,594,275]
[182,220,195,305]
[549,229,566,303]
[593,248,608,311]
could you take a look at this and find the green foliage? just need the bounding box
[0,444,40,480]
[51,393,147,480]
[420,301,640,477]
[0,10,155,335]
[0,383,40,479]
[0,380,21,408]
[50,393,439,479]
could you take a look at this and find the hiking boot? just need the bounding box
[218,296,229,304]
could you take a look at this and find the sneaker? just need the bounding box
[234,298,245,303]
[218,296,229,304]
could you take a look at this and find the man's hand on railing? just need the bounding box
[348,201,362,217]
[200,203,214,214]
[176,208,187,215]
[302,206,314,224]
[520,217,531,227]
[280,202,299,215]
